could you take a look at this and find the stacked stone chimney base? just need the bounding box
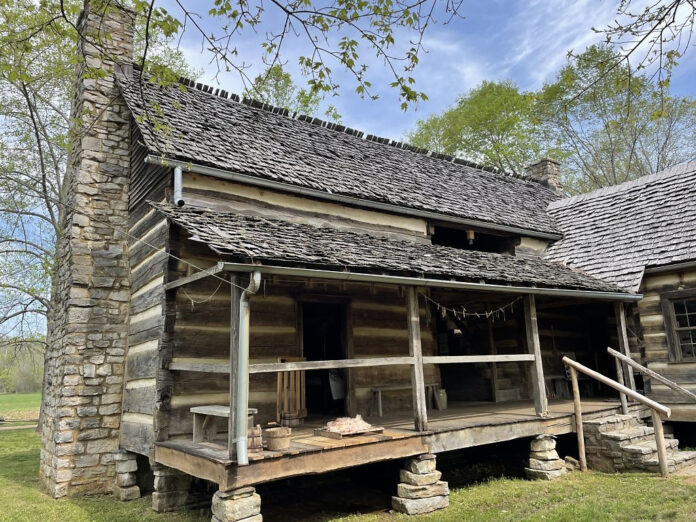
[524,434,568,480]
[391,454,449,515]
[211,487,262,522]
[113,450,140,500]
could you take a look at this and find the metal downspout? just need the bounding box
[173,166,184,206]
[236,271,261,465]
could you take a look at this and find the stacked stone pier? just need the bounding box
[525,434,568,480]
[113,450,140,500]
[211,488,262,522]
[392,454,449,515]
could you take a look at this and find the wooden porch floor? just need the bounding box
[155,399,647,491]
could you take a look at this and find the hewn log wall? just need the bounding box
[121,123,171,456]
[163,230,440,436]
[635,268,696,410]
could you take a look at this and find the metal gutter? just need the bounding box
[144,155,562,241]
[216,262,642,301]
[644,260,696,275]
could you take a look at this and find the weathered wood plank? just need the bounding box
[422,354,535,364]
[122,385,156,415]
[523,295,548,416]
[248,357,415,373]
[615,302,636,390]
[407,287,428,432]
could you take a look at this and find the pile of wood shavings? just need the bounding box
[324,414,373,434]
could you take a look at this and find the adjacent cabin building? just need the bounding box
[39,2,695,518]
[545,162,696,421]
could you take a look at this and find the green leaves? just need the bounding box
[244,64,342,121]
[408,44,696,192]
[187,0,464,109]
[540,44,696,192]
[408,80,549,175]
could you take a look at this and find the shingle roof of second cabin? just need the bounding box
[151,202,625,293]
[544,161,696,291]
[118,71,560,237]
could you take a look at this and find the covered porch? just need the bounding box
[145,202,643,495]
[155,399,648,491]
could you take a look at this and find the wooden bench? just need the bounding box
[190,405,258,443]
[371,383,440,417]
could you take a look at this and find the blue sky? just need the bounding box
[167,0,696,140]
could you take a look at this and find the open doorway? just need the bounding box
[302,302,347,417]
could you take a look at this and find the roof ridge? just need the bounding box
[549,160,696,210]
[168,72,540,184]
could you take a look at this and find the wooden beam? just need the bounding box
[523,295,548,416]
[488,315,498,402]
[169,358,228,373]
[614,302,637,391]
[422,354,535,364]
[223,436,429,490]
[249,357,415,373]
[652,410,669,477]
[570,366,587,471]
[163,264,224,290]
[229,275,241,459]
[407,287,428,431]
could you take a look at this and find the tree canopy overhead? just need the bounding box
[408,45,696,193]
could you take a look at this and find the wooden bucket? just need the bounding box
[264,426,292,450]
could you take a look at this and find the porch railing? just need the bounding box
[607,347,696,408]
[562,356,672,477]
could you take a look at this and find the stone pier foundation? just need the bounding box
[151,464,194,512]
[113,450,140,500]
[211,487,262,522]
[524,434,567,480]
[391,454,449,515]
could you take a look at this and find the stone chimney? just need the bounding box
[40,0,134,498]
[525,158,562,193]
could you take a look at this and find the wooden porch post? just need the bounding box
[228,275,241,460]
[523,295,548,417]
[614,302,637,392]
[406,287,428,431]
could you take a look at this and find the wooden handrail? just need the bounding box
[562,356,671,477]
[562,357,670,417]
[607,347,696,403]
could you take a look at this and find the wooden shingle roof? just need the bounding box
[152,202,625,293]
[544,161,696,290]
[118,71,560,237]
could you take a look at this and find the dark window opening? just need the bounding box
[430,225,515,254]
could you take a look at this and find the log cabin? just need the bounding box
[545,162,696,421]
[38,2,695,517]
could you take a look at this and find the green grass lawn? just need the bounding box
[0,393,41,421]
[1,427,695,521]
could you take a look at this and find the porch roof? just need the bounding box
[152,202,631,296]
